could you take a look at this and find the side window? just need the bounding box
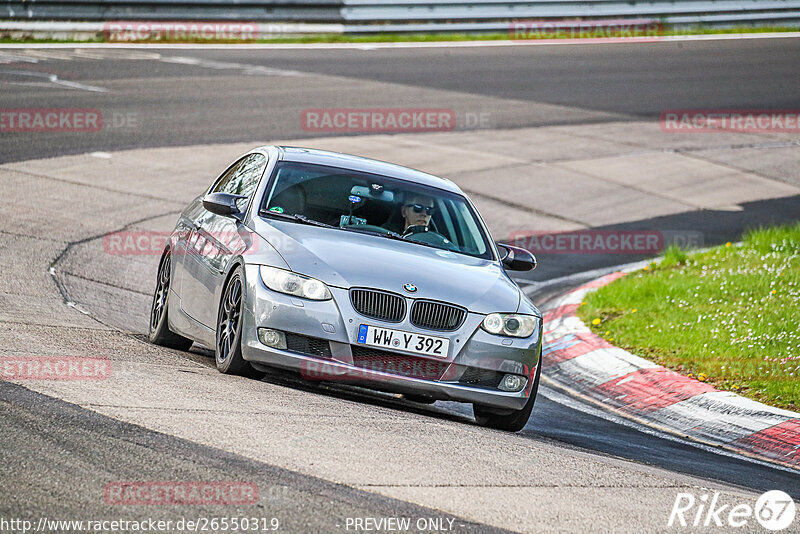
[211,157,246,194]
[211,153,267,210]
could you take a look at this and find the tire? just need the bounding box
[473,349,542,432]
[149,251,193,351]
[215,267,264,379]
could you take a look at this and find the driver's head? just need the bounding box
[401,194,435,230]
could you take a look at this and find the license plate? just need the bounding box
[357,324,449,358]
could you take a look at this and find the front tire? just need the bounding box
[473,349,542,432]
[215,268,264,379]
[149,251,193,351]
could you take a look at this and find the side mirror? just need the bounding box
[203,192,247,219]
[497,243,537,271]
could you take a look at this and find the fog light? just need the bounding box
[498,374,526,392]
[258,328,286,349]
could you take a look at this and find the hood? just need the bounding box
[249,218,521,314]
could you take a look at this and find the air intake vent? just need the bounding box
[410,300,466,331]
[285,334,332,359]
[350,289,406,323]
[351,346,447,381]
[458,367,505,389]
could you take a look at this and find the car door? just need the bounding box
[179,153,267,328]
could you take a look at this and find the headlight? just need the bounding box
[259,266,332,301]
[481,313,537,338]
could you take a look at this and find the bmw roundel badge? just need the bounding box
[403,283,417,293]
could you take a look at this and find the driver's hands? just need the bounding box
[402,224,429,237]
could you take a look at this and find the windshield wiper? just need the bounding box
[341,227,406,241]
[260,210,337,229]
[293,214,338,229]
[262,211,403,239]
[341,227,450,254]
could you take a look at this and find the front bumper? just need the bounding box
[240,265,541,410]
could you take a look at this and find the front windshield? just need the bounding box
[260,161,494,260]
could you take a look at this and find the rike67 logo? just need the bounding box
[668,490,796,531]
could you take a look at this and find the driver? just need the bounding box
[400,194,435,233]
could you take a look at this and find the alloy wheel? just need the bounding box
[217,275,242,364]
[150,254,171,333]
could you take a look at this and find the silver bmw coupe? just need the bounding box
[150,146,542,431]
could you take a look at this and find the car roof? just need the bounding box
[263,146,463,194]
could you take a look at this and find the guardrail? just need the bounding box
[3,0,800,29]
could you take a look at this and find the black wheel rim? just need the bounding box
[217,275,242,364]
[150,254,170,333]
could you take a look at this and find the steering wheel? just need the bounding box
[402,225,458,251]
[402,225,430,237]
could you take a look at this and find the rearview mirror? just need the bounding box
[350,184,394,203]
[497,243,537,271]
[203,192,247,219]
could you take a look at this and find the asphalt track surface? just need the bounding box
[1,382,501,533]
[1,38,800,162]
[1,38,800,532]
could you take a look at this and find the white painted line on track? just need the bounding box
[159,55,305,76]
[0,32,798,50]
[0,68,108,92]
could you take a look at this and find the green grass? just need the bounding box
[0,25,798,44]
[577,223,800,412]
